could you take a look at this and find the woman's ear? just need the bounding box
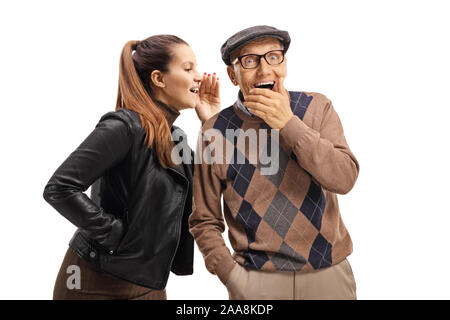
[150,70,166,88]
[227,66,238,86]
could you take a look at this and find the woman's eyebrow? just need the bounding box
[182,61,196,67]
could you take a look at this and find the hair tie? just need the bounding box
[133,40,140,51]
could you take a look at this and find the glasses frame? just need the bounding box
[232,49,286,69]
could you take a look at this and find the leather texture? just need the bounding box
[43,108,194,290]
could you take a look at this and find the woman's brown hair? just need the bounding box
[116,35,188,168]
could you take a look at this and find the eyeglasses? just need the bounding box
[232,50,285,69]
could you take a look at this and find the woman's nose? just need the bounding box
[194,71,202,82]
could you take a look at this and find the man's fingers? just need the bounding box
[244,94,273,107]
[245,105,266,119]
[250,109,265,119]
[249,88,277,99]
[244,101,271,113]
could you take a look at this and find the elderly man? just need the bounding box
[189,25,360,300]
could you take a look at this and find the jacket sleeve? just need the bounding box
[43,112,132,253]
[188,129,235,285]
[279,98,360,194]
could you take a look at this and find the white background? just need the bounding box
[1,0,449,300]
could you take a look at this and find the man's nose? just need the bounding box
[256,58,271,75]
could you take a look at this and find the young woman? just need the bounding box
[43,35,220,300]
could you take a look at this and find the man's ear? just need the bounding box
[227,66,238,86]
[150,70,166,88]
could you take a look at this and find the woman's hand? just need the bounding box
[195,73,221,124]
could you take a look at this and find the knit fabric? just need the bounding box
[154,99,180,127]
[189,91,360,284]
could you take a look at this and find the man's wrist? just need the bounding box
[280,113,294,129]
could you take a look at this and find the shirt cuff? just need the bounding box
[207,246,235,285]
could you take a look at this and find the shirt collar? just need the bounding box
[236,91,255,117]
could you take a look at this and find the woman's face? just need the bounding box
[158,44,203,111]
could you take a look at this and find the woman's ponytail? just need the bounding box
[115,38,181,168]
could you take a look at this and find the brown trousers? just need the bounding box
[225,258,357,300]
[53,248,166,300]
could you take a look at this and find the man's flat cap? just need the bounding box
[221,25,291,65]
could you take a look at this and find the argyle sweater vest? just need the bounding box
[189,91,360,283]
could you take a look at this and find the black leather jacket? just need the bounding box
[43,108,194,290]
